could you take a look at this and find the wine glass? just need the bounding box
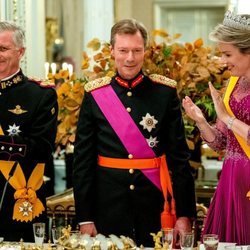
[180,232,194,250]
[203,234,219,250]
[161,228,174,250]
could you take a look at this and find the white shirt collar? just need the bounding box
[1,69,21,81]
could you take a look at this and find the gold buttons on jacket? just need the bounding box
[127,91,132,97]
[126,107,131,112]
[129,184,135,190]
[129,168,134,174]
[128,154,133,159]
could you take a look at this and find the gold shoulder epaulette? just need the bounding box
[29,77,55,88]
[39,79,55,88]
[84,76,112,92]
[149,74,177,88]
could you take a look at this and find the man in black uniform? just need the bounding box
[73,19,196,247]
[0,21,58,241]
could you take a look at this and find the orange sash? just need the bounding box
[98,155,176,228]
[0,161,45,222]
[223,76,250,159]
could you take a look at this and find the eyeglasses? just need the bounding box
[0,46,19,53]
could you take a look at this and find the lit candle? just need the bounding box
[68,64,73,77]
[44,62,49,79]
[51,63,57,75]
[62,62,68,71]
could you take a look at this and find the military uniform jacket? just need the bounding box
[73,73,196,239]
[0,70,58,240]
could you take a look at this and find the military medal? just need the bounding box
[146,136,159,148]
[8,105,27,115]
[7,123,21,136]
[139,113,158,132]
[19,201,33,217]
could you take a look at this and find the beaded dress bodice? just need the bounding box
[205,77,250,160]
[226,77,250,159]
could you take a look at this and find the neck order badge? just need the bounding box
[0,161,45,221]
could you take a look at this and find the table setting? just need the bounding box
[0,224,138,250]
[1,228,249,250]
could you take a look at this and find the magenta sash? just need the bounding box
[91,85,161,190]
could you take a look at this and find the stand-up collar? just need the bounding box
[115,73,144,89]
[0,69,23,90]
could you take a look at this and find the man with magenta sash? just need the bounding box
[182,11,250,244]
[73,18,196,247]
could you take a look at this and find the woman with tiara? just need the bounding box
[182,10,250,244]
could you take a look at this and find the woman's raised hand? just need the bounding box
[182,96,206,124]
[208,82,229,123]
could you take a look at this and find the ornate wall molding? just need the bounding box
[0,0,27,73]
[0,0,46,78]
[154,0,229,7]
[153,0,229,45]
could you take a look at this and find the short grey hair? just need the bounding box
[0,21,25,48]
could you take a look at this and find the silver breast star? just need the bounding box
[7,123,21,136]
[139,113,158,132]
[146,136,159,148]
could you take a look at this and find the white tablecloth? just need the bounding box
[200,243,249,250]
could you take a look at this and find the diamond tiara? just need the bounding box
[223,10,250,30]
